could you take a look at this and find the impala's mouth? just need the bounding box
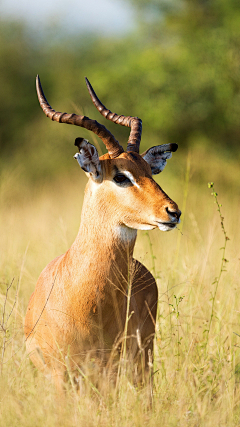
[157,221,179,232]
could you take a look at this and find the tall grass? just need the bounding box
[0,147,240,426]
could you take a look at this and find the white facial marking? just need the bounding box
[122,171,140,188]
[136,223,155,231]
[158,223,177,232]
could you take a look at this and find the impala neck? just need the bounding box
[71,180,137,284]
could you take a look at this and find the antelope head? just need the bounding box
[36,76,181,232]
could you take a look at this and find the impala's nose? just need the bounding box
[166,206,181,221]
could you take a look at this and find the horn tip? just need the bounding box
[85,76,90,87]
[85,77,94,96]
[36,74,41,91]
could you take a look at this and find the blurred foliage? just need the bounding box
[131,0,240,148]
[0,0,240,181]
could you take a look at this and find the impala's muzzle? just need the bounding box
[157,206,181,232]
[165,206,181,221]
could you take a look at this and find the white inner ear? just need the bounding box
[74,139,102,181]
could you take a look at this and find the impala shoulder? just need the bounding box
[36,253,64,287]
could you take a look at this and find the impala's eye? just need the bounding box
[113,173,131,185]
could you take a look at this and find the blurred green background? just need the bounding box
[1,3,240,424]
[1,0,240,186]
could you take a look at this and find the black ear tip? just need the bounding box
[170,143,178,152]
[75,137,85,149]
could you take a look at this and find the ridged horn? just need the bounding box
[85,78,142,154]
[36,75,124,159]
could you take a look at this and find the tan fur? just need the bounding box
[24,151,180,389]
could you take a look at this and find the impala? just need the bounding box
[24,76,181,391]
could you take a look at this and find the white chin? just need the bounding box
[158,223,176,232]
[135,224,155,231]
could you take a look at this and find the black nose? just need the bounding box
[166,207,181,220]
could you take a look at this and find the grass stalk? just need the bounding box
[0,278,18,375]
[174,150,191,273]
[116,250,133,392]
[145,232,156,278]
[206,182,229,346]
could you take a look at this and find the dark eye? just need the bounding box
[113,173,131,185]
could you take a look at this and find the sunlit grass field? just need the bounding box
[0,145,240,426]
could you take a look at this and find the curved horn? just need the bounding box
[85,78,142,154]
[36,75,124,159]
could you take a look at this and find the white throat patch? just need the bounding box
[115,225,137,243]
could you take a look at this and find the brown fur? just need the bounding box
[24,152,179,390]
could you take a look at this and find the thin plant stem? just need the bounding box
[169,295,184,371]
[206,182,229,346]
[116,248,133,391]
[0,278,17,375]
[174,150,191,274]
[145,232,156,278]
[122,261,132,365]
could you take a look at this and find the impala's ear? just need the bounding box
[141,143,178,175]
[74,138,102,182]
